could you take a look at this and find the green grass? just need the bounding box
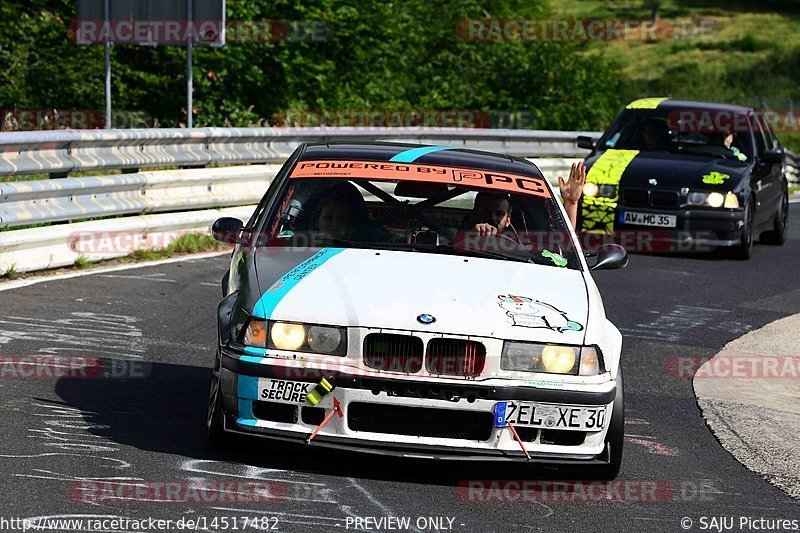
[129,232,228,261]
[0,264,20,280]
[550,1,800,151]
[73,255,91,269]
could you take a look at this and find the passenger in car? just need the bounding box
[310,183,369,241]
[309,182,391,242]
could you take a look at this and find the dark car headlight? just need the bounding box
[243,319,347,355]
[501,342,604,376]
[687,191,739,208]
[583,183,616,199]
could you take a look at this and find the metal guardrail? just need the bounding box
[0,165,279,229]
[0,127,602,177]
[786,151,799,184]
[0,205,256,274]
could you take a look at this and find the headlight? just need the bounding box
[583,183,599,197]
[687,192,708,206]
[271,322,306,351]
[541,345,577,373]
[598,185,617,198]
[242,320,346,355]
[307,325,343,353]
[707,192,724,208]
[501,342,604,375]
[687,191,739,208]
[582,183,616,199]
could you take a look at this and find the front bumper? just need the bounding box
[219,346,617,463]
[581,199,746,251]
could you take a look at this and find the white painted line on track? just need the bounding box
[0,251,230,293]
[98,273,177,283]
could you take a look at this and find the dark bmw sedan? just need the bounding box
[577,98,789,259]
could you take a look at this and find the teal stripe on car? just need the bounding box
[238,374,259,400]
[252,247,345,320]
[389,145,455,163]
[236,374,259,425]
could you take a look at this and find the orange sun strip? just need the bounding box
[290,160,552,199]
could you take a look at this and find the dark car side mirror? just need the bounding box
[760,149,784,164]
[212,217,246,244]
[588,244,628,271]
[577,136,596,150]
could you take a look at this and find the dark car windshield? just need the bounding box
[598,108,754,162]
[256,160,581,269]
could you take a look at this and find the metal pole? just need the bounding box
[186,0,193,128]
[104,0,112,129]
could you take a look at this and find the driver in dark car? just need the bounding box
[640,119,671,151]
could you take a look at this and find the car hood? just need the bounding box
[253,248,589,344]
[586,150,749,190]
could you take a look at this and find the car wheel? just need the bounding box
[587,366,624,480]
[728,197,754,260]
[760,190,788,246]
[207,350,230,449]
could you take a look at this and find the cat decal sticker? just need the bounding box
[498,294,583,332]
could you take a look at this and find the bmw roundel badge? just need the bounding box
[417,313,436,324]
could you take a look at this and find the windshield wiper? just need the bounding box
[669,145,732,160]
[399,242,534,263]
[315,237,375,249]
[316,239,560,265]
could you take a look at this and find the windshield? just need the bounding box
[599,109,754,162]
[257,159,581,270]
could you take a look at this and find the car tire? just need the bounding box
[587,366,624,481]
[207,350,231,449]
[728,197,754,260]
[760,189,788,246]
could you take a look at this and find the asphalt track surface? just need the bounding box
[1,206,799,533]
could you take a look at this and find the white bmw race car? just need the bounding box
[208,142,627,478]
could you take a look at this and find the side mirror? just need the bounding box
[577,136,596,150]
[760,149,784,164]
[211,217,245,244]
[588,244,628,271]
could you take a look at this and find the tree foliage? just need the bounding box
[0,0,624,130]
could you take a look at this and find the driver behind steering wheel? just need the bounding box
[460,162,584,238]
[461,191,515,239]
